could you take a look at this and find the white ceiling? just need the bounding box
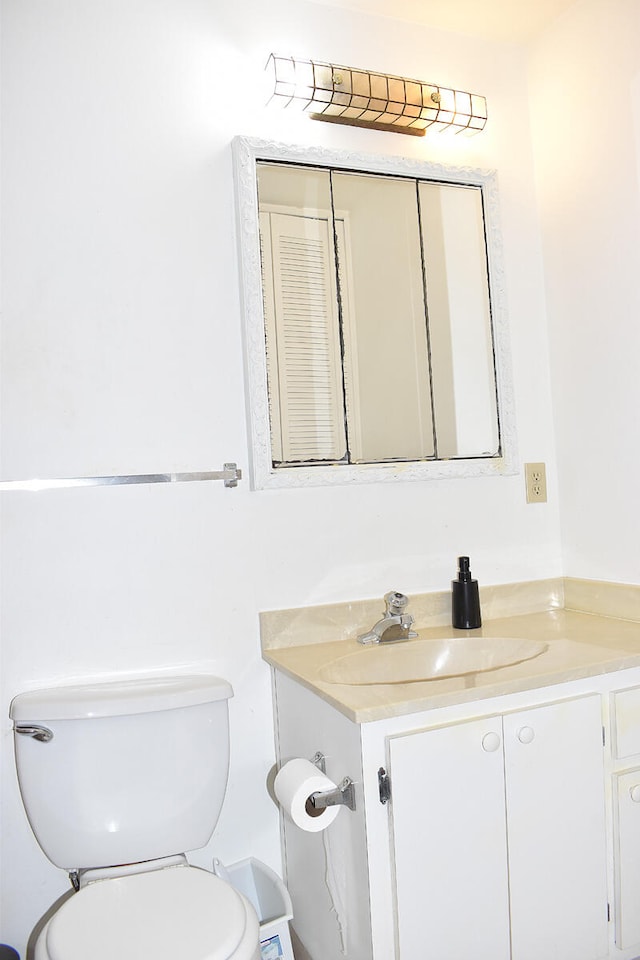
[310,0,577,43]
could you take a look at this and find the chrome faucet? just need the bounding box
[357,591,418,645]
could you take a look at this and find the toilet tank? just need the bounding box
[10,674,233,871]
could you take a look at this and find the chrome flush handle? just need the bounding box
[15,724,53,743]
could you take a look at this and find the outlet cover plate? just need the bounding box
[525,462,547,503]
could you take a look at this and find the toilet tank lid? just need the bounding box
[10,675,233,721]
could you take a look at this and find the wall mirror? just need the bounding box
[233,136,516,489]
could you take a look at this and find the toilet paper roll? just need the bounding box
[274,758,341,833]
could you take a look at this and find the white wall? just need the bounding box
[529,0,640,582]
[0,0,560,953]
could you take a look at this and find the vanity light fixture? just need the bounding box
[266,54,487,136]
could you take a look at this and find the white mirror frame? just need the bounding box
[232,135,517,490]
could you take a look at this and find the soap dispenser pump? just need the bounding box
[452,556,482,629]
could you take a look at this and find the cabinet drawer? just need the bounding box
[612,687,640,759]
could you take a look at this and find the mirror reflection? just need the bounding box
[257,161,500,469]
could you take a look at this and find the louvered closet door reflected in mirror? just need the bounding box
[259,207,348,464]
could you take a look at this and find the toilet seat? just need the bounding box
[40,865,260,960]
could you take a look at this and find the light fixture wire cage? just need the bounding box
[267,54,487,136]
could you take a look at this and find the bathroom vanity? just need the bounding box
[263,582,640,960]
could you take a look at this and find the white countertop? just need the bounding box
[264,608,640,722]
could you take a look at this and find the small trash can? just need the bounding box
[223,858,294,960]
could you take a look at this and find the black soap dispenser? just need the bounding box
[452,556,482,629]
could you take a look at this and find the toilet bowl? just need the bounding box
[34,864,259,960]
[10,675,260,960]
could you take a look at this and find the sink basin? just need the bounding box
[319,636,547,685]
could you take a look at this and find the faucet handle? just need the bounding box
[385,591,409,616]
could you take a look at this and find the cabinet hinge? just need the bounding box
[607,902,611,923]
[378,767,391,805]
[602,726,606,747]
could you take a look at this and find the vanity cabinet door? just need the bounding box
[503,695,608,960]
[387,695,608,960]
[388,715,511,960]
[613,768,640,949]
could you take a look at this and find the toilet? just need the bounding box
[10,675,260,960]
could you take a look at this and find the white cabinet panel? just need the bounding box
[504,695,608,960]
[614,767,640,949]
[388,695,608,960]
[611,687,640,759]
[389,715,510,960]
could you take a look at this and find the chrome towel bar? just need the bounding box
[0,463,242,492]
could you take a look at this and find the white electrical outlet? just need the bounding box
[525,462,547,503]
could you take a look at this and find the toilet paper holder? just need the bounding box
[310,752,356,812]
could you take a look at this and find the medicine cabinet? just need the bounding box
[233,137,516,489]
